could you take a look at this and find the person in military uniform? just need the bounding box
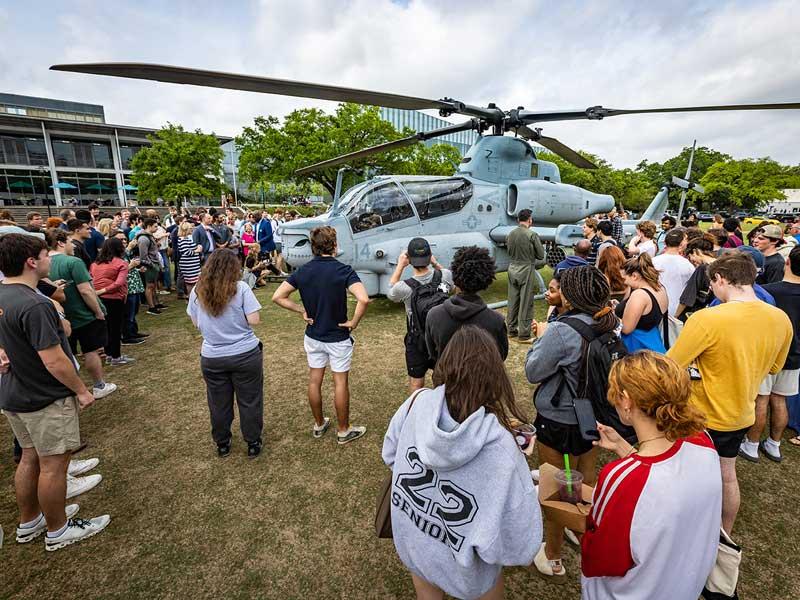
[506,209,545,342]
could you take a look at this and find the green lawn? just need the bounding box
[1,272,798,598]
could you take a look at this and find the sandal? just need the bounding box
[788,436,800,447]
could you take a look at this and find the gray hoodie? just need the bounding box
[382,386,542,600]
[525,312,596,425]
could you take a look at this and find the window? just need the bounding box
[119,144,144,169]
[2,136,27,165]
[25,138,48,166]
[347,182,415,234]
[402,178,473,220]
[52,140,74,166]
[92,143,113,169]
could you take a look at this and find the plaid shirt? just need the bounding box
[611,216,624,244]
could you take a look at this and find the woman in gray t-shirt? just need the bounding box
[187,250,264,459]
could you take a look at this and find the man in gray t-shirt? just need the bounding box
[388,238,453,391]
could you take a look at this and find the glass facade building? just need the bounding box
[0,94,229,207]
[379,107,477,155]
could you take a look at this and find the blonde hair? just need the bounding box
[178,221,194,237]
[608,351,705,441]
[97,218,113,237]
[636,220,657,239]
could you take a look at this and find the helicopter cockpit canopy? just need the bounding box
[344,177,474,234]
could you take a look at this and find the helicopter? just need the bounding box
[50,63,800,296]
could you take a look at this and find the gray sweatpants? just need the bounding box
[200,344,264,446]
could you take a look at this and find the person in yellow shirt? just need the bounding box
[667,252,792,535]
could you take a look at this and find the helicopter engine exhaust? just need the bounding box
[506,180,614,225]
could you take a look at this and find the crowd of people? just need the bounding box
[1,200,799,600]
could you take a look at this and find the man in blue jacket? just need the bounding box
[554,239,590,274]
[254,211,275,259]
[191,212,218,264]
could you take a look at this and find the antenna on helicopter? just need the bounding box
[672,140,705,221]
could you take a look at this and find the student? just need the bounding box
[722,217,743,248]
[583,217,601,265]
[272,226,369,445]
[425,246,508,361]
[654,215,677,251]
[136,218,164,316]
[675,235,718,319]
[597,245,628,303]
[744,246,800,459]
[382,326,542,600]
[754,224,786,284]
[90,238,131,365]
[0,234,110,551]
[626,220,657,258]
[652,228,694,316]
[188,250,264,458]
[387,238,453,392]
[554,239,590,273]
[615,254,669,353]
[527,265,619,580]
[667,252,793,534]
[582,351,721,600]
[595,220,619,262]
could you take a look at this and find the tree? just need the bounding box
[236,103,460,196]
[131,123,224,201]
[538,150,654,211]
[700,158,800,210]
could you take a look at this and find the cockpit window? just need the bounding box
[347,182,415,234]
[402,178,473,221]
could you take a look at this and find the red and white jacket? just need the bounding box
[581,433,722,600]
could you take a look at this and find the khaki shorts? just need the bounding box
[759,369,800,397]
[3,397,80,456]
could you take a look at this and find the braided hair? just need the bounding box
[559,265,618,333]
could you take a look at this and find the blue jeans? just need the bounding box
[159,250,172,289]
[125,293,141,339]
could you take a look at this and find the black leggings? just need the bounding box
[103,298,126,359]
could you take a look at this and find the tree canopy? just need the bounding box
[131,123,224,201]
[699,158,800,209]
[236,103,461,196]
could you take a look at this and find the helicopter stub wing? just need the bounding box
[50,62,455,112]
[516,126,597,169]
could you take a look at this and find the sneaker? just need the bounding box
[738,441,760,463]
[68,457,99,477]
[154,303,168,309]
[133,332,150,338]
[92,382,117,399]
[146,308,162,316]
[121,338,146,345]
[533,543,566,582]
[16,505,79,543]
[313,417,331,439]
[531,469,540,483]
[108,356,136,366]
[564,528,580,546]
[759,440,783,463]
[508,330,519,338]
[45,515,111,552]
[217,442,232,458]
[157,290,170,295]
[337,425,367,445]
[66,473,102,499]
[247,440,262,459]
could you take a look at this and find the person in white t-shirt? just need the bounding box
[652,228,694,316]
[627,220,657,258]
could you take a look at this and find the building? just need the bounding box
[0,93,230,208]
[379,107,478,155]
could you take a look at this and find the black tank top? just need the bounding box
[614,288,665,331]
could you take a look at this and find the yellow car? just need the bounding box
[742,216,780,226]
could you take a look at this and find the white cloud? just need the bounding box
[1,0,799,168]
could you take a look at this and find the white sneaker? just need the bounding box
[16,505,79,543]
[533,543,566,582]
[45,515,111,551]
[531,469,540,483]
[68,457,99,477]
[66,473,102,499]
[337,425,367,445]
[92,382,117,399]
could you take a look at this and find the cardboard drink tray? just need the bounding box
[537,463,594,533]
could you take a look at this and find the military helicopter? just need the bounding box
[50,63,800,295]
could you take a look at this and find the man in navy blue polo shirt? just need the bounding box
[272,226,370,445]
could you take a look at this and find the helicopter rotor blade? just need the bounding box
[518,101,800,124]
[516,126,597,169]
[295,120,476,176]
[50,62,456,112]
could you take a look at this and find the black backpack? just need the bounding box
[560,316,637,444]
[405,270,449,357]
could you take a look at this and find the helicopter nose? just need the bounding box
[282,231,312,268]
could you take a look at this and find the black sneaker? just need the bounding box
[217,442,231,458]
[247,440,262,459]
[155,303,168,310]
[146,308,162,316]
[121,338,146,346]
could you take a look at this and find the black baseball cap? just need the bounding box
[407,237,432,267]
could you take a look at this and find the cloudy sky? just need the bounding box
[1,0,799,168]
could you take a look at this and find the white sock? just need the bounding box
[46,521,69,538]
[741,439,759,454]
[765,438,781,453]
[19,513,43,529]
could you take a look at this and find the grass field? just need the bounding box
[1,271,798,599]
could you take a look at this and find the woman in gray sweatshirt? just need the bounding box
[383,326,542,600]
[524,265,620,582]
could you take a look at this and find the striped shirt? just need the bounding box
[177,236,202,283]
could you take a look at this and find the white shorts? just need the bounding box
[758,369,800,397]
[304,335,354,373]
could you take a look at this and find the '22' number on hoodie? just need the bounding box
[396,447,479,552]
